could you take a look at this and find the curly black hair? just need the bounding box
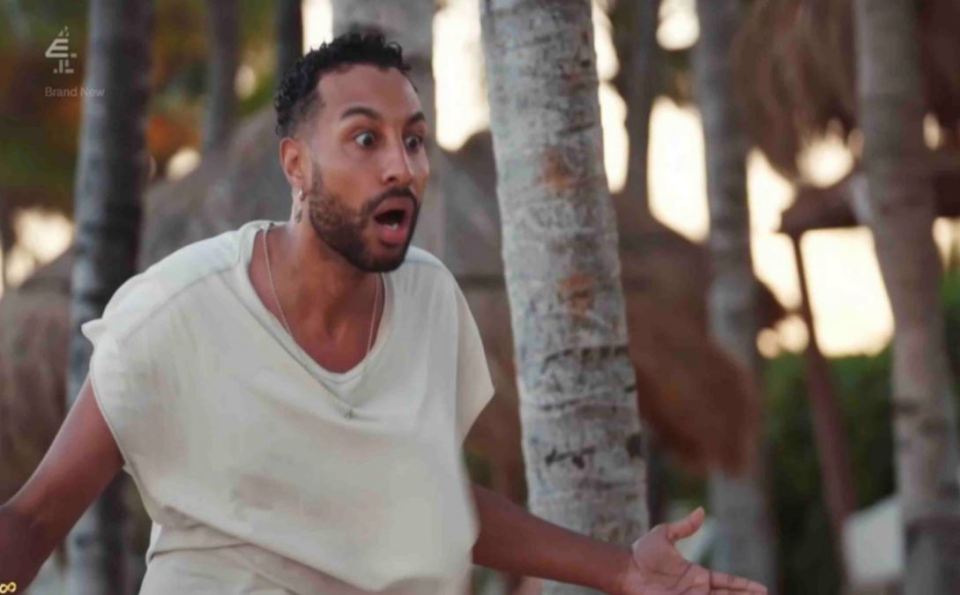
[273,32,412,138]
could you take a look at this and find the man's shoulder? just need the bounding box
[95,227,243,341]
[390,247,471,325]
[401,246,452,277]
[396,246,458,290]
[145,226,241,290]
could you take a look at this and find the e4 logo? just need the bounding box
[0,582,16,594]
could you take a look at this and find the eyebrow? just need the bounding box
[340,106,427,127]
[340,106,381,121]
[406,112,426,127]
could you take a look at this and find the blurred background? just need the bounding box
[1,0,959,594]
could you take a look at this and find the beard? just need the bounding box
[304,170,419,273]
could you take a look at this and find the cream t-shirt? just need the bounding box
[82,220,495,594]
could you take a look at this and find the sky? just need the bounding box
[10,0,958,357]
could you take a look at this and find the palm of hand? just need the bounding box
[617,508,767,595]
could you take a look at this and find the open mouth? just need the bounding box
[371,197,415,246]
[373,208,407,229]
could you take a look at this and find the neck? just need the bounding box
[267,221,379,339]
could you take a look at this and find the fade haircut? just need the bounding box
[273,31,413,138]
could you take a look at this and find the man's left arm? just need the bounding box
[470,483,629,593]
[470,483,768,595]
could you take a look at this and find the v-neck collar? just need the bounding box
[232,220,395,401]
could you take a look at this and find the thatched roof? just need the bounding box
[733,0,960,180]
[139,110,289,269]
[780,150,960,236]
[0,253,70,501]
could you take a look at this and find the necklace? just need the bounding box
[261,222,381,419]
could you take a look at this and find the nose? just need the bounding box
[381,136,414,188]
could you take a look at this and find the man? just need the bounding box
[0,33,766,594]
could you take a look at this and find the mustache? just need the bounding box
[364,187,418,215]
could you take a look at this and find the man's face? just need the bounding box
[299,64,429,272]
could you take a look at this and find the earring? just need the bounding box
[294,188,304,223]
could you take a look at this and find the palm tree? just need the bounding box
[853,0,960,592]
[65,0,153,592]
[480,1,647,592]
[607,0,666,525]
[276,0,302,81]
[203,0,238,153]
[0,198,12,291]
[693,0,778,590]
[330,0,444,257]
[609,0,661,210]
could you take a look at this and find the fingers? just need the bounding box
[709,569,768,594]
[666,506,705,543]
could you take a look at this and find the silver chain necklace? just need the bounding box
[262,222,380,419]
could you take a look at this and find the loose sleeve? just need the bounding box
[452,283,495,444]
[83,318,133,477]
[79,276,185,499]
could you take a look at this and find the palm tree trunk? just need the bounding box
[609,0,660,210]
[65,0,152,592]
[203,0,238,153]
[0,199,14,292]
[481,2,647,593]
[852,1,960,592]
[330,0,444,258]
[276,0,303,81]
[608,0,663,526]
[694,0,778,591]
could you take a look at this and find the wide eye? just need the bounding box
[354,131,376,148]
[404,134,423,152]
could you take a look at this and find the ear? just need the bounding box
[279,136,309,193]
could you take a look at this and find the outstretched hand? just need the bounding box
[615,508,768,595]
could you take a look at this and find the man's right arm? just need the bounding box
[0,377,123,586]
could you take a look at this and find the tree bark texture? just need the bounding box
[481,1,647,593]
